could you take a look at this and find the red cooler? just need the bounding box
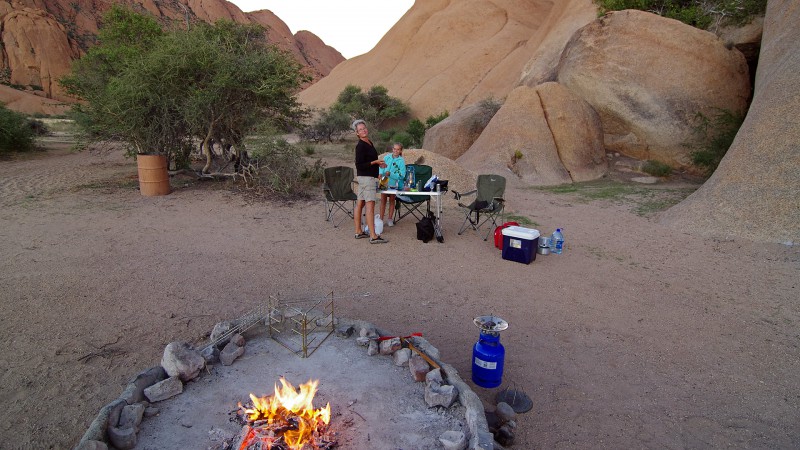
[494,221,519,250]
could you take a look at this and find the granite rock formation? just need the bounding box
[659,0,800,243]
[298,0,598,118]
[556,10,751,169]
[457,83,606,186]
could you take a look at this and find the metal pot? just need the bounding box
[538,236,551,255]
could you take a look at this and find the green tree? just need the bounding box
[0,104,36,154]
[406,119,425,147]
[60,6,309,171]
[301,108,352,142]
[330,84,410,129]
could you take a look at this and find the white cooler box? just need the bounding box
[501,226,540,264]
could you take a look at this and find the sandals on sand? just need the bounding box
[369,236,388,244]
[355,232,369,239]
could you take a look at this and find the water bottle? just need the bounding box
[550,228,564,254]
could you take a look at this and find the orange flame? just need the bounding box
[239,378,331,450]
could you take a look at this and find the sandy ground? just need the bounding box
[0,142,798,449]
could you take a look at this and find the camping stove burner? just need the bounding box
[473,315,509,335]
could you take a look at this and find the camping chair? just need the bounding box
[323,166,357,227]
[453,174,506,241]
[394,164,433,223]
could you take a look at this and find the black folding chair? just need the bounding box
[453,174,506,241]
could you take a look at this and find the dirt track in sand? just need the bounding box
[0,143,798,449]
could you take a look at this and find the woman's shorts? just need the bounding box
[356,176,377,202]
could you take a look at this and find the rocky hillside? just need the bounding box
[300,0,796,242]
[0,0,344,110]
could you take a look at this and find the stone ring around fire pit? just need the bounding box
[74,316,493,450]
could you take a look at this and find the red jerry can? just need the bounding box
[494,222,519,250]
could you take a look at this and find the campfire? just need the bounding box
[236,378,336,450]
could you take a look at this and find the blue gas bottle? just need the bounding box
[471,315,508,388]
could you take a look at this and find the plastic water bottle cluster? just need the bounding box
[550,228,564,254]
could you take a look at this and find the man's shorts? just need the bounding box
[356,176,377,202]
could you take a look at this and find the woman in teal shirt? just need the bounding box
[379,143,406,227]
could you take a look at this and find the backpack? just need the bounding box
[416,212,435,243]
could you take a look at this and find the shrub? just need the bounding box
[245,136,323,196]
[471,97,502,132]
[642,160,672,177]
[690,109,744,176]
[595,0,767,29]
[0,105,37,154]
[425,110,449,129]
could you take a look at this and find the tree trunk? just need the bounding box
[201,128,214,174]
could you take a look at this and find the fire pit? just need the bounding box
[133,326,469,449]
[235,378,333,449]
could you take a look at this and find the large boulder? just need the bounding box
[0,7,80,101]
[556,10,751,169]
[659,0,800,243]
[298,0,599,118]
[457,83,606,186]
[422,103,491,160]
[518,0,598,86]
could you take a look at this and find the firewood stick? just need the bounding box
[402,338,440,369]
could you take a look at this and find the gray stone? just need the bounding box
[120,366,166,404]
[118,403,145,429]
[359,326,378,339]
[425,383,458,408]
[409,354,431,382]
[479,430,497,449]
[200,345,220,364]
[210,321,236,345]
[161,341,205,381]
[230,333,245,347]
[73,440,108,450]
[631,176,659,184]
[367,340,379,356]
[144,406,160,418]
[144,376,183,402]
[107,425,137,450]
[495,402,517,422]
[335,324,354,337]
[379,337,401,355]
[439,430,467,450]
[393,348,411,366]
[78,398,127,442]
[426,367,444,386]
[220,341,245,366]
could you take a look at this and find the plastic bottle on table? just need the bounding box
[550,228,564,254]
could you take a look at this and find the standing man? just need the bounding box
[352,119,388,244]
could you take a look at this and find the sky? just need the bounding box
[229,1,415,59]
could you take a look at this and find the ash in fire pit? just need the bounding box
[135,329,467,449]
